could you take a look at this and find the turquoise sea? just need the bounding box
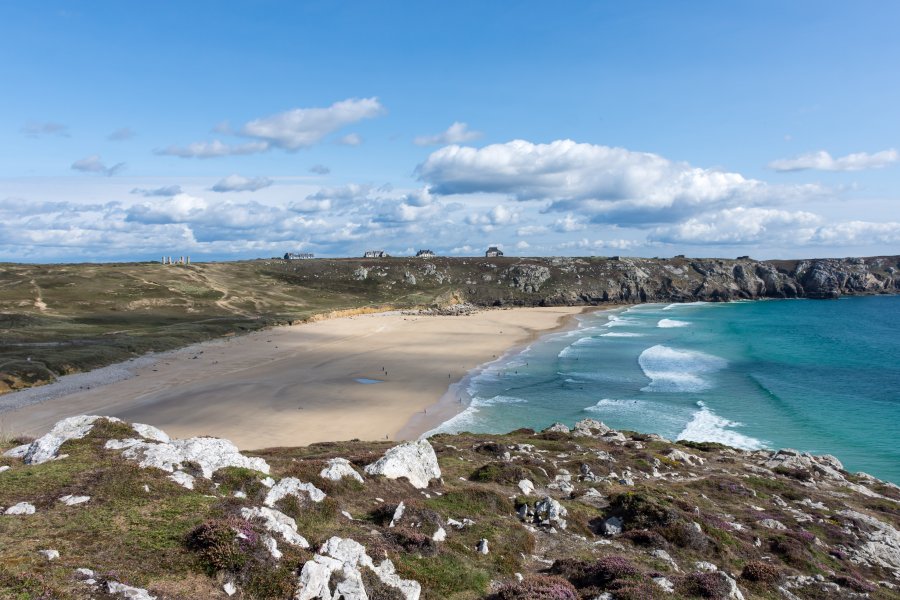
[432,296,900,483]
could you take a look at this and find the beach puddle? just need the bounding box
[354,378,384,384]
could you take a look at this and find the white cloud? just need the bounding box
[417,139,816,225]
[559,238,640,251]
[553,214,585,232]
[414,122,482,146]
[71,155,125,177]
[155,140,269,158]
[240,98,384,150]
[466,204,520,231]
[309,164,331,175]
[107,127,136,141]
[131,185,183,197]
[769,149,899,172]
[211,174,274,193]
[808,221,900,245]
[650,207,821,245]
[337,133,363,146]
[517,224,548,236]
[21,121,69,137]
[515,240,531,250]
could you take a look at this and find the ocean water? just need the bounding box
[431,296,900,483]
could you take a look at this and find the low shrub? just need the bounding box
[658,522,708,551]
[185,516,257,574]
[497,575,578,600]
[550,556,641,589]
[740,560,781,584]
[677,572,731,599]
[387,527,438,556]
[622,529,667,548]
[832,575,876,593]
[470,462,530,484]
[607,492,679,529]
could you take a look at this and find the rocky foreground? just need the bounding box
[1,416,899,599]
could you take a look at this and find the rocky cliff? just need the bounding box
[2,416,899,599]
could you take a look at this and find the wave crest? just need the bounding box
[638,345,726,393]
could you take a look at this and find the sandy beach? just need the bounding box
[1,306,591,449]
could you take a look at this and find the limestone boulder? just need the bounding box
[364,439,440,489]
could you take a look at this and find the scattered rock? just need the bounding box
[106,580,157,600]
[319,457,365,483]
[264,477,326,507]
[240,506,310,549]
[432,526,446,542]
[758,518,788,530]
[601,516,623,536]
[39,549,60,560]
[533,496,568,529]
[477,538,489,554]
[364,439,441,489]
[542,422,570,434]
[296,536,421,600]
[518,479,535,495]
[4,502,36,515]
[59,494,91,506]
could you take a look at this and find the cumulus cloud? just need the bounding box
[155,140,269,158]
[211,174,274,193]
[309,164,331,175]
[131,185,183,197]
[417,139,822,225]
[553,214,586,232]
[769,149,899,172]
[71,155,125,177]
[240,98,384,150]
[649,207,821,245]
[808,221,900,245]
[414,122,482,146]
[466,205,520,231]
[107,127,136,141]
[21,121,69,137]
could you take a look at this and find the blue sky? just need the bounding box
[2,1,899,262]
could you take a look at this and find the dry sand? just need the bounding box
[1,306,590,449]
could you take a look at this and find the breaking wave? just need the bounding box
[638,345,727,393]
[677,401,766,450]
[657,318,690,328]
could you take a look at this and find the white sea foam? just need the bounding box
[662,301,709,311]
[604,315,640,328]
[600,332,644,338]
[425,394,526,436]
[677,401,766,450]
[638,345,727,393]
[657,319,690,328]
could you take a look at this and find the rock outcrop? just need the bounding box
[363,439,441,489]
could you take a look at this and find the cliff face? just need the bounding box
[428,255,899,306]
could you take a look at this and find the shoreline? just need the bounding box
[0,306,591,449]
[396,304,611,440]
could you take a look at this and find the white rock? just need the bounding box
[59,494,91,506]
[364,439,440,489]
[263,535,282,559]
[39,549,60,560]
[115,437,270,479]
[666,448,705,466]
[4,445,28,458]
[572,418,611,437]
[0,466,10,473]
[168,471,195,489]
[223,581,237,596]
[477,538,489,554]
[389,501,405,528]
[76,568,95,578]
[432,526,446,542]
[264,477,326,507]
[517,479,535,495]
[601,516,623,536]
[718,572,745,600]
[543,422,570,434]
[839,509,900,570]
[320,458,364,483]
[533,496,568,529]
[234,490,247,499]
[241,506,310,549]
[295,536,421,600]
[758,518,787,530]
[131,423,170,443]
[106,580,157,599]
[653,576,675,593]
[4,502,36,515]
[261,476,276,488]
[695,561,718,572]
[9,415,119,464]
